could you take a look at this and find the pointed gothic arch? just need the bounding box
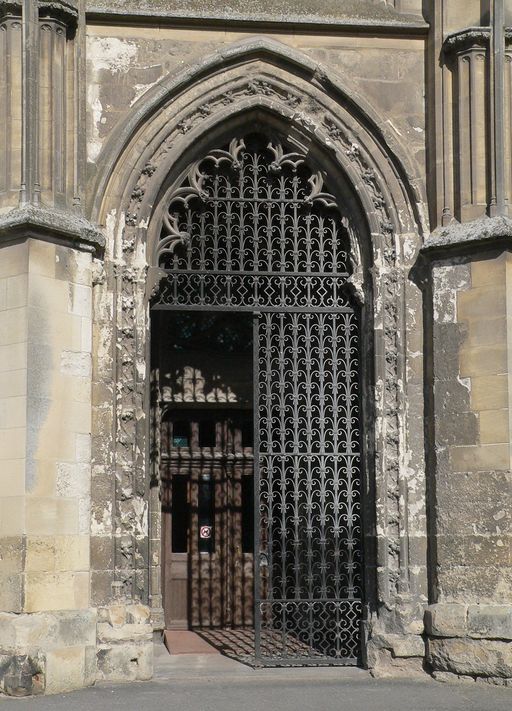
[89,37,428,660]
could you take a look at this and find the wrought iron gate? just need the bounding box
[153,133,363,664]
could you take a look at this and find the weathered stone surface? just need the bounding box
[126,603,151,625]
[425,216,512,254]
[467,606,512,641]
[97,622,152,642]
[0,206,104,254]
[96,642,152,682]
[367,646,425,678]
[370,633,425,658]
[0,653,45,697]
[86,0,426,26]
[0,610,97,651]
[95,603,153,682]
[428,638,512,678]
[437,565,512,605]
[425,604,468,638]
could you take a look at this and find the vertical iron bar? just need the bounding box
[253,310,261,663]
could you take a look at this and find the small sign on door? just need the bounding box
[200,525,212,540]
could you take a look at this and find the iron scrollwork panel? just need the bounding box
[256,311,362,663]
[155,133,363,664]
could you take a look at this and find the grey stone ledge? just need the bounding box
[86,0,428,32]
[0,1,78,21]
[0,205,105,254]
[467,606,512,641]
[426,603,512,641]
[0,1,21,16]
[39,1,79,23]
[444,26,512,53]
[421,216,512,259]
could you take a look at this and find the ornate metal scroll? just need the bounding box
[153,133,362,664]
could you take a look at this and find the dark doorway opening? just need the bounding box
[156,311,254,631]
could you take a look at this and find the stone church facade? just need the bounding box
[1,0,512,697]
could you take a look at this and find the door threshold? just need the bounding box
[164,630,221,655]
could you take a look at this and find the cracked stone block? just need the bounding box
[428,637,512,678]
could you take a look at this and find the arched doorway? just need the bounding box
[151,132,364,665]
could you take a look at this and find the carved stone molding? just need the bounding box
[91,36,424,231]
[443,26,512,54]
[0,1,20,18]
[421,215,512,259]
[0,1,78,24]
[38,1,78,25]
[0,205,105,253]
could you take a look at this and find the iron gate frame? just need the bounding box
[151,133,364,666]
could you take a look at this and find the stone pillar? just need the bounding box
[0,232,100,695]
[422,218,512,684]
[0,0,109,697]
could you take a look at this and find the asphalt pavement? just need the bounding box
[1,644,511,710]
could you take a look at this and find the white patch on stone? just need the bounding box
[413,127,423,133]
[386,119,403,137]
[130,79,160,107]
[136,360,146,381]
[81,317,92,353]
[87,83,103,163]
[104,209,117,261]
[78,497,91,536]
[457,376,471,392]
[56,462,90,498]
[61,351,92,378]
[68,283,92,318]
[76,433,92,463]
[87,36,138,74]
[115,212,126,262]
[91,501,113,536]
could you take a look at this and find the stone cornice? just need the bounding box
[86,0,428,34]
[0,1,21,17]
[39,1,78,23]
[0,1,78,23]
[0,205,105,255]
[421,216,512,259]
[443,26,512,54]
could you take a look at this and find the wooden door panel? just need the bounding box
[162,409,254,629]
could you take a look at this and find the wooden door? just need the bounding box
[161,408,254,629]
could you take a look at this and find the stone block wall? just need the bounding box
[0,242,28,615]
[96,602,153,682]
[0,238,97,695]
[426,248,512,684]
